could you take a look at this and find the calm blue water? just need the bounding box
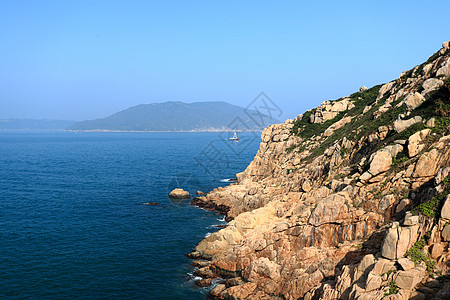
[0,131,260,299]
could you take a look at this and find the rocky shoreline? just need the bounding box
[188,42,450,299]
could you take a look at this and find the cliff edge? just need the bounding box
[190,42,450,299]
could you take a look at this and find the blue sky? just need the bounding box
[1,0,449,121]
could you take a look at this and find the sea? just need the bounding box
[0,131,261,299]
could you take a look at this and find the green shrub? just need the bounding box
[291,85,382,142]
[335,173,344,179]
[424,51,441,65]
[405,232,436,273]
[396,122,426,140]
[286,145,296,153]
[289,72,450,165]
[413,175,450,218]
[391,152,408,167]
[400,69,414,79]
[293,111,346,139]
[384,280,399,296]
[290,110,314,136]
[353,103,404,142]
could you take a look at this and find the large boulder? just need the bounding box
[403,92,426,111]
[429,243,444,259]
[358,254,375,272]
[379,194,396,212]
[369,151,392,176]
[394,268,426,290]
[225,282,258,299]
[398,258,415,271]
[194,225,243,258]
[324,116,353,137]
[308,193,349,226]
[397,225,419,259]
[413,149,441,178]
[442,224,450,241]
[403,212,419,226]
[393,116,422,133]
[377,81,396,101]
[441,195,450,220]
[381,144,404,158]
[330,99,352,112]
[372,258,396,275]
[422,63,434,75]
[407,129,431,157]
[422,78,444,98]
[444,41,450,50]
[381,223,399,260]
[381,222,418,260]
[437,57,450,77]
[169,188,190,198]
[310,98,354,124]
[365,273,383,291]
[243,257,282,282]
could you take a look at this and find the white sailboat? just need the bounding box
[228,131,240,141]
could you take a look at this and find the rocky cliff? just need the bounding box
[190,42,450,299]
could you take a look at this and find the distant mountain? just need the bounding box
[67,101,280,131]
[0,119,77,130]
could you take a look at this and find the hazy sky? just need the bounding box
[1,1,449,121]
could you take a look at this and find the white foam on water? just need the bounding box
[204,232,211,238]
[217,216,226,222]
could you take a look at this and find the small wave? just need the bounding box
[186,272,203,282]
[207,224,228,230]
[193,206,208,211]
[204,232,211,238]
[217,216,226,222]
[220,178,237,183]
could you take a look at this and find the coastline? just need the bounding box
[64,129,264,133]
[185,42,450,299]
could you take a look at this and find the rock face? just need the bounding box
[393,116,422,133]
[168,188,190,198]
[189,41,450,299]
[407,128,431,157]
[402,92,426,111]
[309,98,355,124]
[369,151,392,176]
[442,195,450,220]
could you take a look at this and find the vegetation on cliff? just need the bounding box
[189,42,450,299]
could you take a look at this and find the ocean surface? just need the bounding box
[0,131,261,299]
